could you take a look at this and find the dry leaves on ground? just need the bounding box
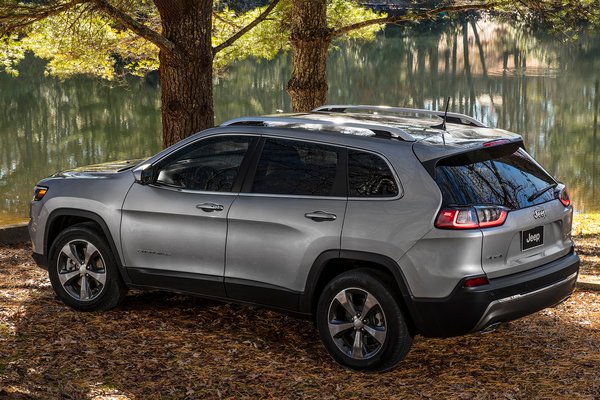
[1,241,599,400]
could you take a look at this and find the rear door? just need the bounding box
[224,137,347,308]
[434,146,574,278]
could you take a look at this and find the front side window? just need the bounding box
[251,138,342,196]
[156,135,253,192]
[348,150,399,197]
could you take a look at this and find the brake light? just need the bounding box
[483,139,511,147]
[435,209,478,229]
[435,206,508,229]
[559,187,570,207]
[463,276,489,287]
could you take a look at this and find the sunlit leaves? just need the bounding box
[0,35,25,76]
[327,0,384,41]
[213,2,289,72]
[0,0,386,79]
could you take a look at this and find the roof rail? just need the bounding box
[220,116,416,141]
[312,105,487,128]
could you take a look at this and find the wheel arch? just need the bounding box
[301,250,418,333]
[44,208,130,283]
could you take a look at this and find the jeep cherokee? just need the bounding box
[28,105,580,371]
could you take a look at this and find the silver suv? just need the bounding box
[28,105,579,371]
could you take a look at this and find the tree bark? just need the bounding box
[286,0,331,112]
[154,0,214,148]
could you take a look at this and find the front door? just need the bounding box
[121,134,257,297]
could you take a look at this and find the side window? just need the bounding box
[348,150,399,197]
[251,138,342,196]
[155,135,253,192]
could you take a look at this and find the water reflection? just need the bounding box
[0,19,599,223]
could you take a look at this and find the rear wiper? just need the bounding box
[527,183,557,202]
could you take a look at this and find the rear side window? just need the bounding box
[348,150,398,197]
[435,147,556,209]
[251,138,343,196]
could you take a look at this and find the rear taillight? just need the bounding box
[435,206,508,229]
[559,187,570,207]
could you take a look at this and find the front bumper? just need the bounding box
[409,250,580,338]
[32,252,48,270]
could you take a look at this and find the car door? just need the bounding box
[224,136,347,309]
[121,134,258,297]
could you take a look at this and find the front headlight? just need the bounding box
[32,186,48,201]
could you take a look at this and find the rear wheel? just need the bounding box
[316,269,412,371]
[48,223,127,311]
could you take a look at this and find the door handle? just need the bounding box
[304,211,337,221]
[196,202,224,212]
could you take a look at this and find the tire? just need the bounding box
[316,269,412,371]
[48,223,127,311]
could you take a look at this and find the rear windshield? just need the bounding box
[434,146,556,209]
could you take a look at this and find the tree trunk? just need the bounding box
[286,0,331,112]
[154,0,214,148]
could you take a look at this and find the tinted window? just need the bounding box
[348,151,398,197]
[252,138,342,196]
[435,148,556,209]
[156,136,252,192]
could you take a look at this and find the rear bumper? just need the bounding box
[409,250,580,338]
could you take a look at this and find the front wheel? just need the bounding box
[316,269,412,371]
[48,223,127,311]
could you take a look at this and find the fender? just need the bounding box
[44,208,132,284]
[299,249,415,314]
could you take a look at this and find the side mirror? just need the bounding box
[133,164,156,185]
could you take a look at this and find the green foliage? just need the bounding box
[0,0,385,80]
[1,3,159,79]
[213,0,383,71]
[327,0,384,40]
[0,35,24,76]
[212,2,289,71]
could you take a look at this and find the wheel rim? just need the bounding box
[327,287,387,360]
[56,240,107,302]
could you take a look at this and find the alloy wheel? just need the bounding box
[56,239,107,301]
[327,287,387,360]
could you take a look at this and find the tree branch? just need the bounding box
[213,0,281,54]
[331,3,500,38]
[0,0,85,32]
[90,0,176,54]
[212,10,242,29]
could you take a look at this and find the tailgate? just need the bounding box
[429,143,575,279]
[480,200,573,278]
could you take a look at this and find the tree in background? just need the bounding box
[285,0,600,111]
[0,0,281,147]
[1,0,598,144]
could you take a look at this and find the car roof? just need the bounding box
[220,105,520,146]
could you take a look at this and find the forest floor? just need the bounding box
[1,216,599,399]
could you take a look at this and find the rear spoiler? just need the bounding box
[416,138,525,178]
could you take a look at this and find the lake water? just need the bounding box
[1,19,599,224]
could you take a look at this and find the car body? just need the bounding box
[29,105,579,371]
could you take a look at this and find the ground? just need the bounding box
[0,229,599,399]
